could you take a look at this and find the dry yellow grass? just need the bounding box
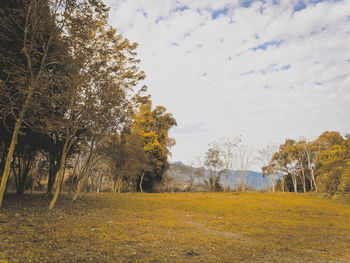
[0,192,349,262]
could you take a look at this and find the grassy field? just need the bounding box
[0,192,349,262]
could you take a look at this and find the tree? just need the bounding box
[237,144,252,192]
[181,162,204,192]
[131,98,176,192]
[0,0,73,207]
[258,144,279,192]
[314,131,346,195]
[267,140,299,194]
[208,136,241,192]
[109,129,148,194]
[301,141,319,192]
[47,0,148,208]
[163,164,179,193]
[204,147,223,191]
[339,161,350,194]
[292,141,308,193]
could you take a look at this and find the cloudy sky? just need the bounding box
[105,0,350,170]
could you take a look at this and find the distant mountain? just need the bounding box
[220,170,268,190]
[173,161,185,166]
[170,162,268,190]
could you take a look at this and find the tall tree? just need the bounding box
[0,0,72,206]
[49,1,146,208]
[132,98,176,192]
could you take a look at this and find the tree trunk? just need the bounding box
[49,135,72,209]
[300,167,306,193]
[72,179,83,201]
[72,151,96,201]
[31,178,35,194]
[17,155,33,195]
[240,171,246,192]
[97,173,103,193]
[118,177,122,194]
[269,176,275,192]
[304,145,318,193]
[0,117,22,207]
[112,177,122,195]
[12,155,20,194]
[47,153,60,196]
[59,164,67,194]
[223,170,229,192]
[68,154,80,196]
[112,180,117,194]
[139,170,145,194]
[310,169,318,192]
[291,174,298,194]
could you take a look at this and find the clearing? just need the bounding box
[0,192,350,262]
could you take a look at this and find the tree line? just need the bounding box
[164,131,350,197]
[260,131,350,195]
[0,0,176,208]
[164,136,253,192]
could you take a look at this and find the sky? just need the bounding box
[104,0,350,170]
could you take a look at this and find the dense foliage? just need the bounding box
[263,131,350,195]
[0,0,176,208]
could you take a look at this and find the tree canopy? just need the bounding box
[0,0,177,208]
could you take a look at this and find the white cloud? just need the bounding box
[105,0,350,170]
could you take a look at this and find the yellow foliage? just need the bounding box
[339,162,350,193]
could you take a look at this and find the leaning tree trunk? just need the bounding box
[49,135,74,209]
[0,0,58,207]
[300,167,306,193]
[47,153,61,196]
[72,153,96,201]
[0,117,23,207]
[117,177,122,194]
[68,154,80,196]
[96,172,103,193]
[291,174,298,194]
[139,170,145,194]
[113,177,122,195]
[310,169,318,193]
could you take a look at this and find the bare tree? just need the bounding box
[164,166,179,193]
[164,163,186,192]
[180,162,203,192]
[258,144,279,192]
[209,136,241,192]
[237,144,252,192]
